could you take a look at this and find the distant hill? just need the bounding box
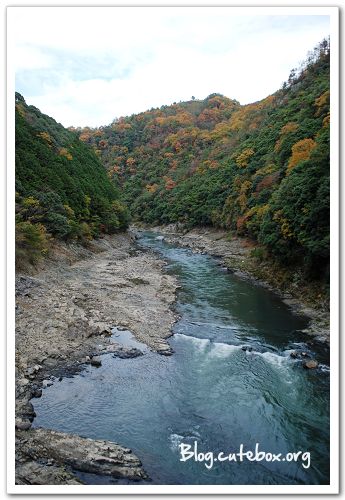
[77,39,330,281]
[15,94,129,267]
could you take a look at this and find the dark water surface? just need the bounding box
[33,231,330,485]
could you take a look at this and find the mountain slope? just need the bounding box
[78,39,330,282]
[15,93,129,267]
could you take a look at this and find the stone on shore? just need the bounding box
[90,356,102,367]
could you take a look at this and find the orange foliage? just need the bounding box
[58,148,73,160]
[164,177,177,190]
[228,97,273,132]
[314,90,330,116]
[117,120,132,132]
[174,141,182,153]
[170,160,178,171]
[287,138,316,174]
[280,122,299,135]
[156,112,194,128]
[322,113,330,127]
[79,132,91,142]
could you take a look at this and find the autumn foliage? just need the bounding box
[76,39,330,279]
[287,138,316,174]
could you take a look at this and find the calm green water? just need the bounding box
[33,231,330,485]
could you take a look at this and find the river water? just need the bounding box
[33,231,330,485]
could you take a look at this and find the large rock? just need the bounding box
[18,428,147,480]
[15,418,32,431]
[90,356,102,367]
[303,359,318,369]
[16,400,36,422]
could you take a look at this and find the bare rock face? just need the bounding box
[18,428,147,481]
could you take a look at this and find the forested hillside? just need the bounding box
[15,93,129,267]
[77,39,330,282]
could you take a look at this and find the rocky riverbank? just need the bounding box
[137,224,330,344]
[15,231,178,485]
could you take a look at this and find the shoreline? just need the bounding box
[15,231,178,485]
[134,224,330,345]
[14,226,329,485]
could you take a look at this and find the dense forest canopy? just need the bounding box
[75,39,330,281]
[15,38,330,285]
[15,94,129,266]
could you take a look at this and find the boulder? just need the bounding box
[90,356,102,367]
[303,359,318,369]
[16,418,32,431]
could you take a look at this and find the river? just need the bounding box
[32,231,330,485]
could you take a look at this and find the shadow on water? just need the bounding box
[32,231,330,485]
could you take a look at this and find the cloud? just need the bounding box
[9,7,330,127]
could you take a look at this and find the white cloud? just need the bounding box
[9,7,330,127]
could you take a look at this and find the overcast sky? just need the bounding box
[9,7,330,128]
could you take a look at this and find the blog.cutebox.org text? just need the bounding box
[179,442,311,470]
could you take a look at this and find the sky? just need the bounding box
[9,7,330,128]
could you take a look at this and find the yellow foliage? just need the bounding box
[237,180,252,211]
[202,159,219,170]
[228,98,272,132]
[322,113,330,127]
[241,204,270,230]
[208,122,233,141]
[146,183,158,193]
[59,148,73,160]
[273,210,294,239]
[23,196,40,208]
[63,204,75,219]
[252,164,276,179]
[37,131,53,147]
[314,91,330,115]
[287,138,316,174]
[126,157,136,167]
[235,148,254,168]
[16,103,26,117]
[274,138,282,153]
